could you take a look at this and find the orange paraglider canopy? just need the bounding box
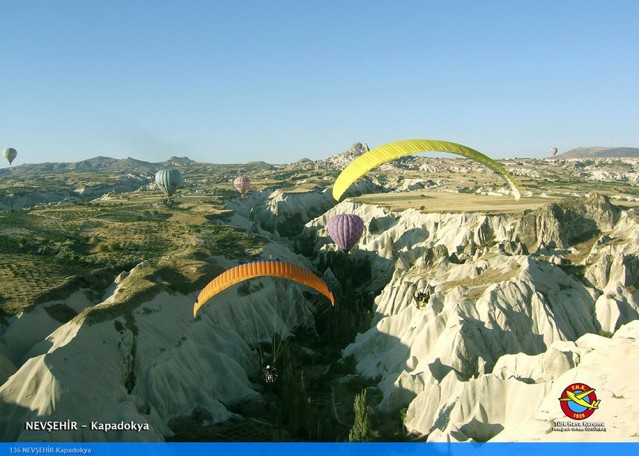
[193,260,335,317]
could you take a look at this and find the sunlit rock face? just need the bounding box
[0,253,319,441]
[307,195,639,441]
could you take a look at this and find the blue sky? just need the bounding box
[1,1,638,165]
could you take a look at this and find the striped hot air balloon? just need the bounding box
[327,214,365,253]
[155,169,183,197]
[234,175,251,196]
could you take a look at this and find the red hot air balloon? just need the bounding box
[550,147,558,156]
[327,214,365,252]
[234,176,251,196]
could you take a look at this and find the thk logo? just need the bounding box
[558,383,600,420]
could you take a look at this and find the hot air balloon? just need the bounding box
[3,148,17,165]
[327,214,365,252]
[155,169,183,197]
[234,175,251,196]
[332,139,521,201]
[550,147,558,156]
[193,260,334,317]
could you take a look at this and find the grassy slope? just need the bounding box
[0,192,265,316]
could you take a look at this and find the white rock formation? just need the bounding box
[0,253,320,441]
[305,195,639,441]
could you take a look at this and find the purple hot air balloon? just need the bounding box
[234,176,251,196]
[327,214,365,252]
[550,147,558,156]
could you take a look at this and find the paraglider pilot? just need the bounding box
[414,287,431,308]
[261,364,278,383]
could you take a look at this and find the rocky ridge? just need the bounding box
[303,194,638,441]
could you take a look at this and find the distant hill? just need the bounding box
[3,156,159,175]
[558,147,639,159]
[0,155,279,177]
[316,142,370,169]
[161,156,198,168]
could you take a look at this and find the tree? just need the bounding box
[280,363,316,438]
[348,389,377,442]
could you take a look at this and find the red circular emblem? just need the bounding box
[559,383,600,420]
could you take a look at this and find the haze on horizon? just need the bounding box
[1,0,638,166]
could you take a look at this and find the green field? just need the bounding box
[356,190,557,214]
[0,192,266,316]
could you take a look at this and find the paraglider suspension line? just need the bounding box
[246,299,266,365]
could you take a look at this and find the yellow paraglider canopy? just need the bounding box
[332,139,521,201]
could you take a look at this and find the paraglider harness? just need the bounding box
[261,364,278,384]
[414,287,432,308]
